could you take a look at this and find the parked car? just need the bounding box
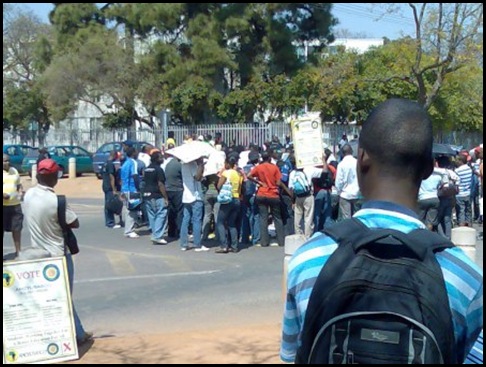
[22,145,94,178]
[3,144,36,173]
[92,141,150,179]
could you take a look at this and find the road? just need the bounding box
[4,198,285,337]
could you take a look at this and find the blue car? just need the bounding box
[3,144,36,173]
[22,145,94,178]
[92,141,150,179]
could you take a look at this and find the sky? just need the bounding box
[17,3,416,40]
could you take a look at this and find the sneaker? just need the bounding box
[229,248,239,253]
[152,238,167,245]
[181,247,189,251]
[113,224,121,229]
[125,232,140,238]
[77,331,93,346]
[215,248,229,254]
[195,245,210,252]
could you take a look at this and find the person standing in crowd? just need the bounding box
[288,156,315,239]
[3,154,23,257]
[312,151,337,232]
[335,143,360,219]
[120,146,141,238]
[277,150,295,237]
[180,158,209,252]
[248,151,292,247]
[240,150,260,246]
[281,98,482,364]
[417,163,442,231]
[455,153,473,226]
[101,150,123,229]
[143,150,169,245]
[436,156,460,239]
[23,159,92,346]
[215,156,243,253]
[163,152,184,239]
[201,173,220,242]
[36,147,51,166]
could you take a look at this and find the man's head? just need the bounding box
[357,98,434,199]
[341,144,353,157]
[36,159,60,188]
[3,154,10,171]
[248,151,260,165]
[151,151,164,165]
[142,144,153,154]
[261,151,272,163]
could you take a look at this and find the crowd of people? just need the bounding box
[97,129,482,253]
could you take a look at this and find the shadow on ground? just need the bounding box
[65,324,282,364]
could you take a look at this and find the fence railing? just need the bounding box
[3,124,481,153]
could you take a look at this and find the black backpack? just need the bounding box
[295,218,458,364]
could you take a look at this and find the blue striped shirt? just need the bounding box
[456,164,473,197]
[280,201,483,363]
[465,331,483,364]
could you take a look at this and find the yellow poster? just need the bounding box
[3,257,78,364]
[291,116,324,169]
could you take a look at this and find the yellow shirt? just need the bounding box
[223,169,243,199]
[3,167,21,206]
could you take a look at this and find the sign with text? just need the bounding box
[291,117,324,169]
[3,257,78,364]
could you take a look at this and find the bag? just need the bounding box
[293,171,311,197]
[438,170,459,198]
[296,218,457,364]
[217,181,233,204]
[57,195,80,255]
[127,192,142,211]
[106,194,123,215]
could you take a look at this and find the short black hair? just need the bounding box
[359,98,433,180]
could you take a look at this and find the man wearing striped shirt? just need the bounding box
[281,99,483,364]
[456,154,473,226]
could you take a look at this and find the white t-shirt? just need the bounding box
[23,185,78,257]
[181,162,203,204]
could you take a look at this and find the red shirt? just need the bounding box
[251,162,281,198]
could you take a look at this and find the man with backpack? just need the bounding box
[280,98,483,364]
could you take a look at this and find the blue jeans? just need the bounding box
[456,196,472,226]
[66,254,86,340]
[180,200,204,248]
[240,196,260,245]
[314,190,332,233]
[145,197,168,240]
[217,199,240,250]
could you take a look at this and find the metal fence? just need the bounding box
[3,122,292,152]
[3,123,481,153]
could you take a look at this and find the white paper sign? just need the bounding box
[3,257,78,364]
[291,117,324,169]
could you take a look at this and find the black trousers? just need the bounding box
[256,196,285,247]
[167,191,183,238]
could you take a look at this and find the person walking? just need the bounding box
[101,150,123,229]
[335,143,360,219]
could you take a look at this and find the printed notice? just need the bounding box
[291,117,324,169]
[3,257,78,364]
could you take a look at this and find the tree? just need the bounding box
[3,6,54,144]
[43,3,336,123]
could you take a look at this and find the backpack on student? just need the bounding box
[217,181,233,204]
[295,218,457,364]
[293,171,311,197]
